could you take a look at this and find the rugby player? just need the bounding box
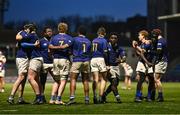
[66,26,91,105]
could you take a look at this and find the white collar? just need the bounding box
[43,37,48,41]
[59,33,66,35]
[158,35,163,39]
[98,35,104,38]
[79,35,85,38]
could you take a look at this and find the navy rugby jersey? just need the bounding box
[27,33,42,59]
[39,37,53,64]
[108,43,126,66]
[91,37,108,58]
[139,42,154,63]
[156,37,168,62]
[50,33,73,59]
[72,36,91,62]
[16,31,30,58]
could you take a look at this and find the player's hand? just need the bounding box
[106,66,110,70]
[147,62,154,67]
[34,40,40,47]
[145,40,151,44]
[31,31,36,33]
[17,31,23,35]
[132,40,138,48]
[115,58,121,63]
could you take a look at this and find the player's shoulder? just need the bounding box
[64,34,73,39]
[145,40,151,44]
[83,37,91,42]
[51,34,61,40]
[19,30,28,37]
[92,37,98,42]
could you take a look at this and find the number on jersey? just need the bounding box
[92,43,98,51]
[59,40,64,46]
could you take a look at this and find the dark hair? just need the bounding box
[43,26,52,33]
[151,29,162,37]
[28,23,37,32]
[23,24,30,30]
[110,32,118,37]
[78,25,87,35]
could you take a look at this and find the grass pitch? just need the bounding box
[0,82,180,114]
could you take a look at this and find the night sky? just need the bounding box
[4,0,147,23]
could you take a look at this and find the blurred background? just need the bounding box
[0,0,180,82]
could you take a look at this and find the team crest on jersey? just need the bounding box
[43,43,48,46]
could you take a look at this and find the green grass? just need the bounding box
[0,82,180,114]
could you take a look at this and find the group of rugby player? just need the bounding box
[133,29,168,102]
[6,22,167,105]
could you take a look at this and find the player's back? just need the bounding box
[157,37,168,62]
[72,36,91,62]
[16,31,30,58]
[28,33,41,59]
[50,33,73,59]
[92,37,108,58]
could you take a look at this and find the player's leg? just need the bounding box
[99,71,107,103]
[28,59,43,104]
[155,73,163,101]
[81,61,90,104]
[7,73,26,104]
[111,77,121,103]
[50,59,60,104]
[121,76,127,90]
[28,69,41,104]
[127,76,132,90]
[0,70,5,92]
[134,61,146,102]
[7,58,29,104]
[65,72,79,105]
[98,58,107,103]
[82,72,90,104]
[39,68,48,103]
[49,81,59,104]
[102,72,112,102]
[92,71,99,104]
[66,62,80,105]
[55,78,67,105]
[146,73,155,102]
[124,76,128,89]
[90,58,100,104]
[55,59,69,105]
[154,61,167,102]
[0,76,3,92]
[135,72,146,102]
[17,75,29,104]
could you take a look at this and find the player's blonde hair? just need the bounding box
[58,22,68,33]
[139,30,149,38]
